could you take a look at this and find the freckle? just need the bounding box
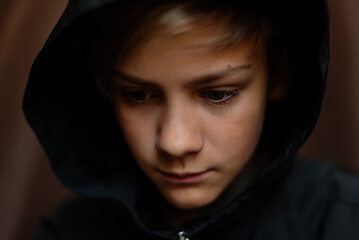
[227,65,232,69]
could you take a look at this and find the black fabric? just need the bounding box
[35,160,359,240]
[23,0,359,239]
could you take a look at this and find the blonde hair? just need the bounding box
[119,1,272,61]
[75,0,275,97]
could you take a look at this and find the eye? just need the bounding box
[200,89,239,105]
[120,89,156,105]
[128,91,148,101]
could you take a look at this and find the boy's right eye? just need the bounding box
[120,89,156,105]
[127,91,148,101]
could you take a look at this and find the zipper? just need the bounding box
[177,231,190,240]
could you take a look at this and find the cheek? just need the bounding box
[115,107,156,164]
[204,94,266,167]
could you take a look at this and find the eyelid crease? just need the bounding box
[113,75,159,88]
[196,75,253,92]
[186,65,254,88]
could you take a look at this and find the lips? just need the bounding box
[158,169,211,184]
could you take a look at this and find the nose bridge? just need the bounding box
[156,98,203,158]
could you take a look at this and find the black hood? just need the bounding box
[23,0,329,237]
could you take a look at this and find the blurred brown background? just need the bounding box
[0,0,358,239]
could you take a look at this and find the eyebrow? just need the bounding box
[114,65,254,87]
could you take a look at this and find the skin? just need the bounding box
[112,27,275,228]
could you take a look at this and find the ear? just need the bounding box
[268,49,293,101]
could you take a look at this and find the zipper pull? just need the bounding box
[177,231,189,240]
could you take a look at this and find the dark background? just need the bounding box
[0,0,358,239]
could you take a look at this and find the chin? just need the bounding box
[164,188,218,210]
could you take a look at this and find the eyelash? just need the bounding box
[199,89,239,106]
[118,89,239,106]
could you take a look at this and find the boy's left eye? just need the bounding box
[200,89,239,105]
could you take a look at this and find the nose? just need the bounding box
[155,104,204,159]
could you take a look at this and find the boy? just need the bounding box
[24,0,359,239]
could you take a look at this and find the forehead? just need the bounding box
[125,28,258,61]
[118,29,264,85]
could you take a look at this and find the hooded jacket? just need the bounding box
[23,0,359,239]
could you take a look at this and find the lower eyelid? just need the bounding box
[201,90,239,106]
[204,90,238,99]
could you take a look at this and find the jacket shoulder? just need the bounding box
[35,198,138,240]
[287,159,359,202]
[254,159,359,240]
[284,159,359,239]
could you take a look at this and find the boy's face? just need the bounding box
[113,29,269,210]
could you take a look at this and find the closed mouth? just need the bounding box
[157,169,211,184]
